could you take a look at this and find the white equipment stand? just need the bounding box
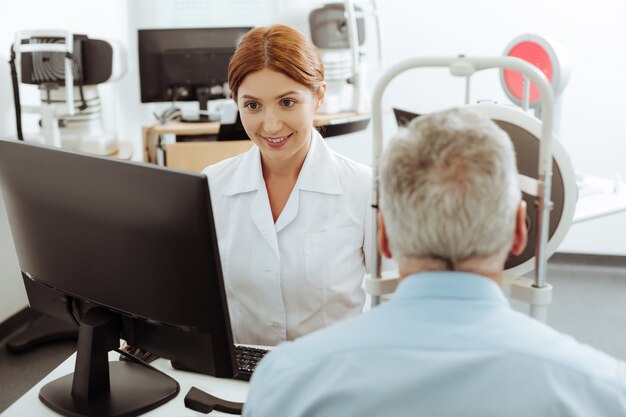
[14,30,77,148]
[12,30,123,155]
[364,56,565,323]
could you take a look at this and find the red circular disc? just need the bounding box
[503,41,553,103]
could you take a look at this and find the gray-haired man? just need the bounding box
[244,108,626,417]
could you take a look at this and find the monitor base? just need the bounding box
[39,360,179,417]
[39,307,179,417]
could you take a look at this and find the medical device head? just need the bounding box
[500,33,570,111]
[19,34,125,86]
[309,3,370,114]
[309,3,366,49]
[380,108,521,268]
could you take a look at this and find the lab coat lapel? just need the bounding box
[298,130,343,195]
[222,146,280,259]
[250,183,280,259]
[222,146,262,196]
[274,185,299,233]
[275,131,343,233]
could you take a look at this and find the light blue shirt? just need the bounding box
[244,272,626,416]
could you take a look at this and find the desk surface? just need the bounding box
[146,112,369,136]
[573,175,626,223]
[2,352,249,417]
[110,141,134,160]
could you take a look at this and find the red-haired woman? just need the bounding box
[204,25,372,346]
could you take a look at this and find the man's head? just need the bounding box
[378,108,527,279]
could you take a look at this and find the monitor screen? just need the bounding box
[138,27,251,120]
[0,138,241,415]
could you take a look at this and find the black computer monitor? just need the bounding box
[217,111,248,141]
[0,139,241,416]
[138,27,252,121]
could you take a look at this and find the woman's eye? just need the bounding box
[245,102,260,111]
[281,99,296,108]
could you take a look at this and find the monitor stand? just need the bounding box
[38,308,179,417]
[180,87,212,123]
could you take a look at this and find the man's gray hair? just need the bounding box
[379,108,521,265]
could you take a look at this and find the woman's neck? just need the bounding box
[261,135,312,222]
[262,157,304,182]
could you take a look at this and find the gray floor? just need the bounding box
[0,331,75,412]
[519,262,626,360]
[1,259,626,413]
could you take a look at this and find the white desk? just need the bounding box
[2,352,249,416]
[573,175,626,223]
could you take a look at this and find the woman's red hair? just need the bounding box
[228,25,324,101]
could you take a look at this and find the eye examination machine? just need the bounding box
[10,30,126,155]
[365,34,578,322]
[309,0,382,114]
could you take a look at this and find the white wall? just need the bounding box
[281,0,626,255]
[1,1,625,323]
[374,0,626,181]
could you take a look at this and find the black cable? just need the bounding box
[9,44,24,141]
[115,346,181,395]
[64,295,80,327]
[77,85,88,111]
[65,51,88,112]
[114,347,156,370]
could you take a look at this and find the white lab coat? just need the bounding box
[203,130,372,346]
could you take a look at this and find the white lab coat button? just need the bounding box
[270,321,280,329]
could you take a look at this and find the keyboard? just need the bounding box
[235,345,269,376]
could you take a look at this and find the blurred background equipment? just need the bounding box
[309,0,382,114]
[500,33,570,131]
[10,30,126,155]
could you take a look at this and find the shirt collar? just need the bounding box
[297,129,343,195]
[222,145,263,196]
[393,271,509,305]
[222,130,343,196]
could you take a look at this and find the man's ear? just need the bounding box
[510,200,528,256]
[314,82,327,112]
[378,211,393,259]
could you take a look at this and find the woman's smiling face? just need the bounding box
[237,68,323,165]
